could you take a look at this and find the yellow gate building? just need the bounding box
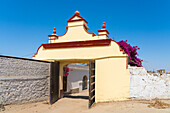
[33,11,130,106]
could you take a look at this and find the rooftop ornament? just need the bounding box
[53,27,56,34]
[48,27,58,42]
[102,22,106,29]
[75,11,80,16]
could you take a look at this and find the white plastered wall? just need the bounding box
[67,64,89,92]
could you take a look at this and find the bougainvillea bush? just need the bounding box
[117,40,142,67]
[63,64,69,76]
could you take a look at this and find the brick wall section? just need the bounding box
[0,56,51,105]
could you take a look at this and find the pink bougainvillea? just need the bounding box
[117,40,143,67]
[63,64,69,76]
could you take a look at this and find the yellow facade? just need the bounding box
[96,58,130,102]
[33,11,130,103]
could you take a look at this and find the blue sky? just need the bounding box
[0,0,170,72]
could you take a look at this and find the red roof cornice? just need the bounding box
[67,14,88,23]
[83,24,96,37]
[33,39,127,57]
[48,34,58,37]
[42,39,111,49]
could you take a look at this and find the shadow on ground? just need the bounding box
[64,95,89,100]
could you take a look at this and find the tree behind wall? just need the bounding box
[117,40,142,67]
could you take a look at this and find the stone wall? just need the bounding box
[0,55,51,105]
[129,66,170,99]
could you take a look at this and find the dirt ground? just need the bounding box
[1,90,170,113]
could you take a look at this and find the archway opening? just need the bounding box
[50,60,95,108]
[63,63,89,100]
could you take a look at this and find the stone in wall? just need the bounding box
[129,66,170,99]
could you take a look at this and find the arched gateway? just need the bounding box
[33,11,130,107]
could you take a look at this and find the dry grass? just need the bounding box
[147,100,170,109]
[153,73,159,76]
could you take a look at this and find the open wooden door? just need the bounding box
[63,76,67,92]
[50,62,60,104]
[89,60,95,108]
[82,75,88,90]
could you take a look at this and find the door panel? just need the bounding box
[50,62,60,104]
[89,61,95,108]
[63,76,67,92]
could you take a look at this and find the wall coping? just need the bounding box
[0,55,51,63]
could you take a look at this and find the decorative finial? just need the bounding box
[102,22,106,29]
[75,11,80,16]
[53,27,56,34]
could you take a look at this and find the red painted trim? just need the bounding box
[67,14,88,23]
[58,26,69,37]
[33,39,128,57]
[84,24,89,29]
[33,45,42,57]
[98,29,109,34]
[67,19,88,23]
[98,34,108,37]
[42,39,112,49]
[48,34,58,37]
[111,40,126,54]
[83,24,96,37]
